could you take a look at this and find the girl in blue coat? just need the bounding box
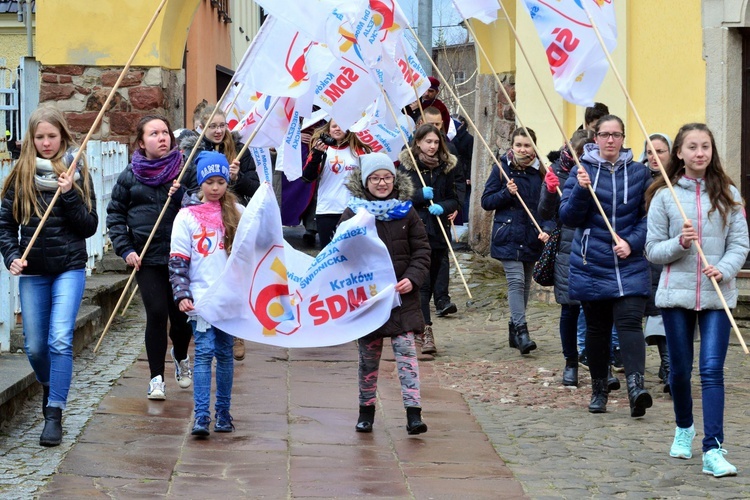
[559,115,652,417]
[482,127,552,355]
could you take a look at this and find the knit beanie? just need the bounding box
[360,152,396,185]
[195,150,230,185]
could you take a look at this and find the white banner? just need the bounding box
[522,0,617,106]
[451,0,499,24]
[194,184,399,348]
[250,147,274,185]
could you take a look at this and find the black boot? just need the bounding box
[508,322,518,348]
[588,378,608,413]
[406,407,428,435]
[40,407,63,447]
[562,357,578,387]
[42,385,49,418]
[515,323,537,355]
[657,339,671,395]
[626,372,653,418]
[355,405,375,433]
[607,367,621,391]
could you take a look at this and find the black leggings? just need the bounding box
[136,265,193,379]
[316,213,342,248]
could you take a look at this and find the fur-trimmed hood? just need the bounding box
[344,166,415,202]
[398,148,457,174]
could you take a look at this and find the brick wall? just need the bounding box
[39,65,185,151]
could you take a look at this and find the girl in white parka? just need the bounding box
[645,123,749,478]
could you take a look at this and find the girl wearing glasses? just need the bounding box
[399,124,459,356]
[559,114,653,417]
[481,127,552,356]
[302,119,371,248]
[340,152,431,435]
[181,105,260,208]
[645,123,748,477]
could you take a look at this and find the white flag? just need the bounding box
[522,0,617,106]
[451,0,499,24]
[194,184,399,348]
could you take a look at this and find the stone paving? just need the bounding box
[2,244,750,498]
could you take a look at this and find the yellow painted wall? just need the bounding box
[509,0,704,159]
[36,0,200,69]
[471,2,515,74]
[0,32,27,69]
[626,1,705,154]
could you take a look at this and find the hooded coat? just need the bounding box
[646,177,749,310]
[397,149,458,250]
[559,143,652,302]
[482,154,553,262]
[180,133,259,206]
[339,168,431,339]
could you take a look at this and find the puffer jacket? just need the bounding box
[181,133,259,206]
[398,149,458,249]
[538,158,577,305]
[482,154,553,262]
[645,177,749,310]
[559,144,652,301]
[340,167,431,338]
[0,174,98,275]
[106,165,193,267]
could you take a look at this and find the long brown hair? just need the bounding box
[199,187,242,255]
[2,105,92,224]
[310,119,371,156]
[410,124,451,163]
[645,123,742,225]
[198,106,237,163]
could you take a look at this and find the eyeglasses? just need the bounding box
[596,132,625,140]
[647,149,669,156]
[207,123,228,130]
[368,175,395,185]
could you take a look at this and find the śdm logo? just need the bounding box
[193,227,218,257]
[285,32,313,89]
[249,245,301,337]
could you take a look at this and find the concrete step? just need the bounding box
[0,263,132,425]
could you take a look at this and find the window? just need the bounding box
[454,71,466,85]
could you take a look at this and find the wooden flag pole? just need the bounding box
[405,25,547,237]
[94,81,244,353]
[580,4,748,354]
[462,20,560,197]
[379,85,473,299]
[231,96,283,168]
[120,285,139,316]
[494,0,619,243]
[20,0,169,262]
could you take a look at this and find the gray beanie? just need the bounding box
[360,152,396,185]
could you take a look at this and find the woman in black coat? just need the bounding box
[107,115,197,401]
[398,124,459,356]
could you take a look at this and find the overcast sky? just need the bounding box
[399,0,468,45]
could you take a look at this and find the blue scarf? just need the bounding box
[347,196,412,221]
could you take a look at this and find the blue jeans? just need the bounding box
[19,269,86,409]
[191,320,234,419]
[661,308,730,452]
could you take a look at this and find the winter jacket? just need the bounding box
[398,149,459,249]
[559,144,652,301]
[452,124,474,185]
[106,165,195,267]
[645,177,749,310]
[538,158,577,305]
[645,168,664,317]
[180,134,259,206]
[482,154,553,262]
[340,168,431,338]
[0,174,98,275]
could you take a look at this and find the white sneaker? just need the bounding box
[147,375,166,400]
[171,347,192,389]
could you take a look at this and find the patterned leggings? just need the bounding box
[358,332,421,407]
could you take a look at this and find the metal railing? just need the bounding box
[0,140,129,351]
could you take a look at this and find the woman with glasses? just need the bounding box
[481,127,552,356]
[559,114,653,417]
[301,119,371,248]
[399,124,459,355]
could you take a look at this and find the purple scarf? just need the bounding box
[131,147,183,187]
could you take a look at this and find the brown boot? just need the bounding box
[233,337,246,361]
[421,325,437,355]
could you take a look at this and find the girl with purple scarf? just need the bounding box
[107,115,198,401]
